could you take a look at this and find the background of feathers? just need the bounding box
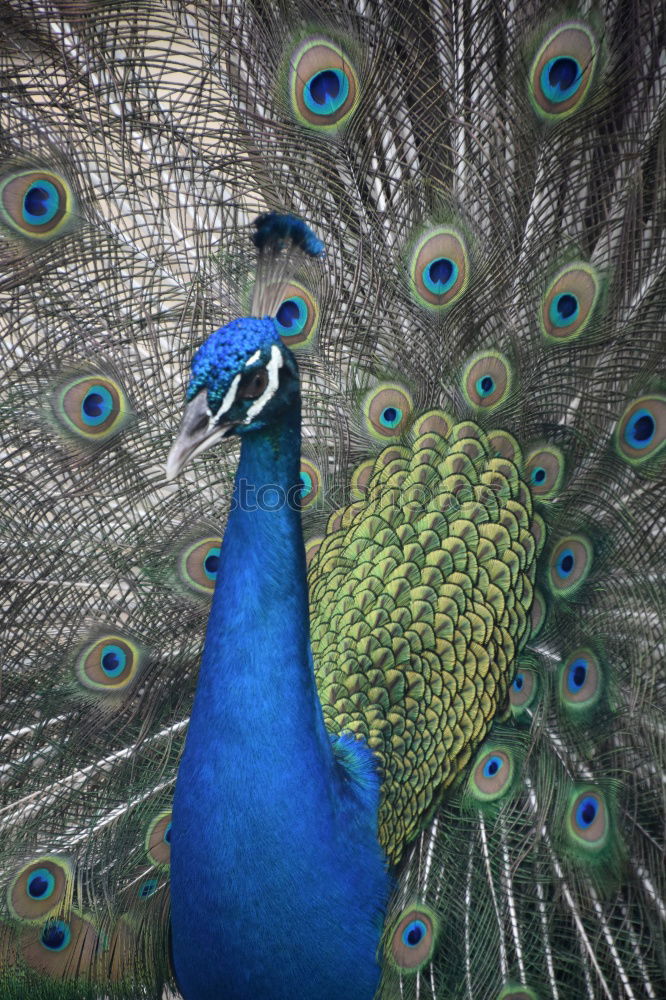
[0,1,664,998]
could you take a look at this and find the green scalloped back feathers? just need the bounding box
[309,415,544,863]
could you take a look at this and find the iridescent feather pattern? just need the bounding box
[0,2,664,1000]
[310,417,544,862]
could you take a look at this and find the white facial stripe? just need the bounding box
[245,350,261,367]
[245,345,283,421]
[214,372,241,420]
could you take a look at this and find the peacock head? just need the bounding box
[166,212,324,481]
[165,316,299,480]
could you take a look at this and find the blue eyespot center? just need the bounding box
[624,409,655,448]
[380,406,402,429]
[101,644,127,678]
[23,180,60,226]
[541,56,582,103]
[27,869,55,900]
[531,466,547,485]
[304,69,349,115]
[81,385,113,426]
[310,70,339,104]
[41,919,70,952]
[139,878,158,898]
[576,795,598,829]
[275,296,307,335]
[204,547,220,580]
[567,658,588,693]
[423,256,457,295]
[402,919,427,948]
[29,876,48,897]
[483,755,503,778]
[83,393,104,417]
[556,548,574,577]
[300,471,313,498]
[164,822,172,845]
[512,673,524,692]
[550,292,579,327]
[476,375,495,398]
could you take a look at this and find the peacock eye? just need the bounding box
[8,857,72,921]
[41,919,71,952]
[239,368,269,400]
[289,38,359,130]
[388,906,438,970]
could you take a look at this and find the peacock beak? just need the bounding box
[166,393,236,481]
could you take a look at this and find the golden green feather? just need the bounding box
[309,412,545,862]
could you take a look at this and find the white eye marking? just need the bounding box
[245,350,261,367]
[245,345,283,421]
[214,373,241,419]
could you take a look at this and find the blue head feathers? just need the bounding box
[252,212,325,258]
[186,317,281,413]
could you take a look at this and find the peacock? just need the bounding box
[0,0,664,998]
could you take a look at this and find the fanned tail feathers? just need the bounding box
[0,1,664,998]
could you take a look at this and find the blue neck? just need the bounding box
[171,401,390,1000]
[189,404,322,755]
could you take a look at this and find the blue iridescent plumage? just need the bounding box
[171,297,390,998]
[187,317,280,409]
[252,212,326,259]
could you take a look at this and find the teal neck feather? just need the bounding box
[171,396,390,1000]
